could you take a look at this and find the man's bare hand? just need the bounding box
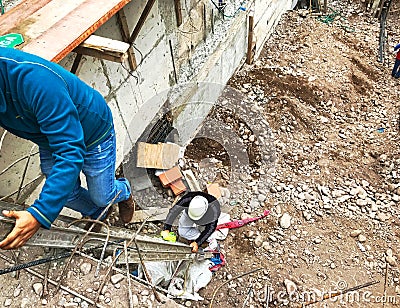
[190,241,199,253]
[0,210,41,250]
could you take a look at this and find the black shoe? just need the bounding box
[118,195,135,224]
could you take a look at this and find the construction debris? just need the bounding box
[127,207,170,223]
[182,169,202,191]
[138,259,213,301]
[158,166,188,195]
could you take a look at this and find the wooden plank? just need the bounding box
[129,0,157,43]
[74,35,130,63]
[182,169,201,191]
[70,53,84,74]
[136,142,181,169]
[116,9,137,70]
[1,0,132,62]
[246,15,254,65]
[174,0,183,27]
[0,0,52,34]
[79,35,130,54]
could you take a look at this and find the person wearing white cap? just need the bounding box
[162,191,221,252]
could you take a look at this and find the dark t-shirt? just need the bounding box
[164,191,221,245]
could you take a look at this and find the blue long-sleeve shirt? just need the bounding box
[0,47,113,228]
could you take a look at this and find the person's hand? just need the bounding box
[0,210,41,250]
[190,241,199,253]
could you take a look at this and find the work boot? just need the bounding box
[118,195,135,224]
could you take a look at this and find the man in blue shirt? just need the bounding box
[0,47,135,249]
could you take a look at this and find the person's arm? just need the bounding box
[163,204,182,231]
[194,220,218,246]
[163,194,192,230]
[0,68,85,249]
[26,70,86,229]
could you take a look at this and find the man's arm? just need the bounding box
[163,194,192,230]
[194,220,218,246]
[0,66,86,250]
[163,204,184,231]
[24,68,86,229]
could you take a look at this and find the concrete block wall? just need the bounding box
[0,0,292,204]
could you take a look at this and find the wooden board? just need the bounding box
[182,169,201,191]
[136,142,181,169]
[0,0,131,62]
[74,35,130,63]
[0,0,53,34]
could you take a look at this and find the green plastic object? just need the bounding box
[0,33,24,48]
[161,231,176,243]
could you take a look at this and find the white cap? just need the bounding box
[188,196,209,220]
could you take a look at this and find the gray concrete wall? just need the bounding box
[0,0,292,205]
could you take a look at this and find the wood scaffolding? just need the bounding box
[0,0,158,73]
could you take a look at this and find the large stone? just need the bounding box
[284,279,297,295]
[386,256,397,267]
[80,262,92,275]
[254,235,264,247]
[358,234,367,242]
[132,295,139,307]
[350,229,362,237]
[32,282,43,297]
[279,213,292,229]
[13,285,21,297]
[110,273,125,285]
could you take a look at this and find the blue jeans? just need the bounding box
[392,59,400,78]
[39,129,131,219]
